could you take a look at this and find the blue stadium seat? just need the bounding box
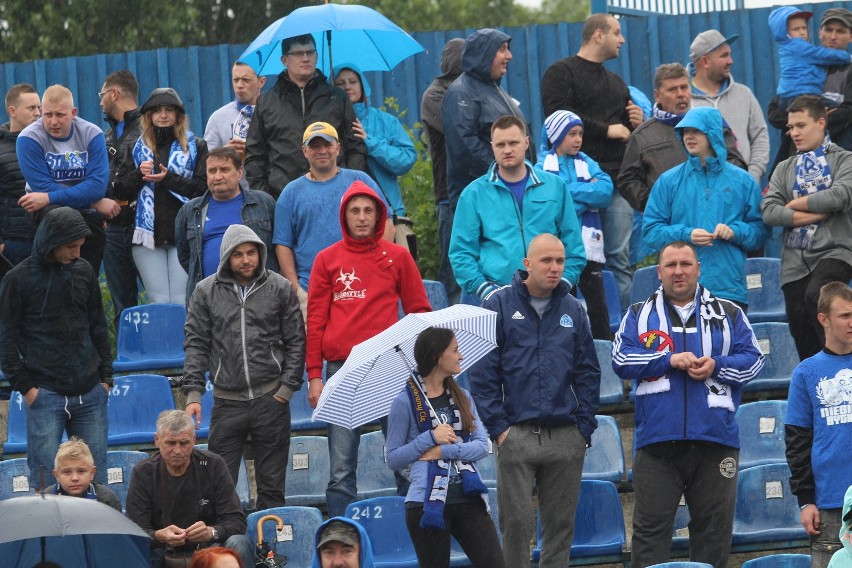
[195,377,214,439]
[602,270,622,332]
[741,554,811,567]
[594,340,624,405]
[732,463,808,547]
[745,258,786,323]
[113,304,186,374]
[195,444,251,510]
[286,436,330,507]
[3,391,27,454]
[582,415,625,483]
[459,292,481,307]
[247,506,324,568]
[356,431,396,499]
[291,367,328,432]
[107,374,175,446]
[423,280,450,310]
[533,480,625,561]
[346,496,419,567]
[105,450,147,512]
[631,266,660,305]
[744,323,800,392]
[477,440,497,489]
[670,498,691,550]
[736,401,788,470]
[647,563,713,567]
[0,458,31,499]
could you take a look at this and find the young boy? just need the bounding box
[47,437,121,511]
[535,109,614,339]
[770,6,852,106]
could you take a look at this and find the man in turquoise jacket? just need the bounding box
[643,106,768,308]
[449,115,586,300]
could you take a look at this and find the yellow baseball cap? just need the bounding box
[302,122,339,145]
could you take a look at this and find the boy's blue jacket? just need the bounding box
[469,271,600,444]
[533,151,613,216]
[642,107,768,305]
[769,6,852,98]
[311,516,376,568]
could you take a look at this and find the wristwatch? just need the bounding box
[210,527,219,541]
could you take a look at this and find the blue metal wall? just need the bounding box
[0,2,848,162]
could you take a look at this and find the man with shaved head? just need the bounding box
[470,233,601,567]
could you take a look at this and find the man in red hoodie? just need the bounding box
[306,180,430,517]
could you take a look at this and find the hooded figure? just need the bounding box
[441,28,534,208]
[333,64,416,217]
[311,517,376,568]
[643,107,768,305]
[829,485,852,567]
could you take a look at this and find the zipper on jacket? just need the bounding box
[300,87,306,117]
[235,278,268,399]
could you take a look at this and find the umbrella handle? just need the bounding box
[256,514,284,547]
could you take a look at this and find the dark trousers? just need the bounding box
[208,392,291,510]
[782,258,852,360]
[405,501,506,568]
[103,224,138,325]
[632,442,739,568]
[577,260,611,339]
[812,507,843,568]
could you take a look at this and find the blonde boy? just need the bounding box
[48,437,121,511]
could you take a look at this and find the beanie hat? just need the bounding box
[544,110,583,151]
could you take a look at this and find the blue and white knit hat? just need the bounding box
[544,110,583,150]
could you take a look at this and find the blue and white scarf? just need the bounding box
[652,103,685,126]
[232,101,254,140]
[786,136,833,251]
[635,285,735,411]
[405,376,487,531]
[53,481,99,501]
[131,133,198,249]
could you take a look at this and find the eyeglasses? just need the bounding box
[285,49,317,59]
[97,88,116,100]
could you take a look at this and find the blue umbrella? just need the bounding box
[238,3,424,77]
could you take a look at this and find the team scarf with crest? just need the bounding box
[635,285,735,411]
[652,103,685,126]
[786,135,833,251]
[131,133,198,249]
[405,375,487,530]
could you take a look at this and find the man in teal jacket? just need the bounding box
[449,115,586,300]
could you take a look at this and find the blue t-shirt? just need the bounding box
[272,169,387,289]
[202,192,244,278]
[498,172,529,213]
[785,350,852,509]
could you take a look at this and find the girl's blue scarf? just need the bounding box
[405,376,486,531]
[786,136,833,251]
[131,132,198,249]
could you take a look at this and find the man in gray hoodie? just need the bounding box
[182,223,305,509]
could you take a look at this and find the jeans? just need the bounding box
[602,192,634,312]
[103,224,138,323]
[132,244,187,304]
[26,383,108,489]
[812,507,843,568]
[0,196,34,265]
[436,201,460,305]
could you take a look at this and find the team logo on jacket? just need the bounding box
[334,267,366,301]
[559,314,573,328]
[815,369,852,425]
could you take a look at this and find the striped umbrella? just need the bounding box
[312,304,497,429]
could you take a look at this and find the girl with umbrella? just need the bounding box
[385,327,505,568]
[114,88,208,304]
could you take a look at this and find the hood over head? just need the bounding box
[769,6,814,41]
[311,516,376,568]
[333,63,371,104]
[675,106,727,163]
[32,207,92,265]
[339,181,387,246]
[440,38,465,78]
[216,224,267,282]
[462,28,512,83]
[140,87,185,115]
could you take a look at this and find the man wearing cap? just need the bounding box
[312,518,376,568]
[272,122,393,318]
[688,29,770,183]
[244,34,366,199]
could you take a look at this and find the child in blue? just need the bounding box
[770,6,852,107]
[535,110,614,339]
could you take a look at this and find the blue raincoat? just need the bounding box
[311,516,376,568]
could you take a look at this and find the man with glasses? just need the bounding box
[244,34,366,199]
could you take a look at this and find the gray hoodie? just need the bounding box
[182,224,305,403]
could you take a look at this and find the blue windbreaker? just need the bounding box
[311,516,376,568]
[642,107,768,305]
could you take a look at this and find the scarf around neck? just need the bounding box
[652,103,685,126]
[786,136,833,251]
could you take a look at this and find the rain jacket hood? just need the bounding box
[675,107,727,170]
[462,28,511,83]
[420,39,464,130]
[216,224,268,284]
[441,38,465,77]
[339,180,387,246]
[311,516,376,568]
[829,485,852,567]
[769,6,811,42]
[32,206,92,266]
[334,63,372,104]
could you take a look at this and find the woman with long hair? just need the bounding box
[385,327,505,568]
[114,87,207,304]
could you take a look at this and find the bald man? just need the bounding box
[469,233,601,567]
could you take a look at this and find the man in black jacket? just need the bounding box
[0,207,113,489]
[100,70,142,323]
[244,34,366,198]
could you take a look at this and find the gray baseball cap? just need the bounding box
[821,8,852,29]
[317,520,360,550]
[689,29,739,62]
